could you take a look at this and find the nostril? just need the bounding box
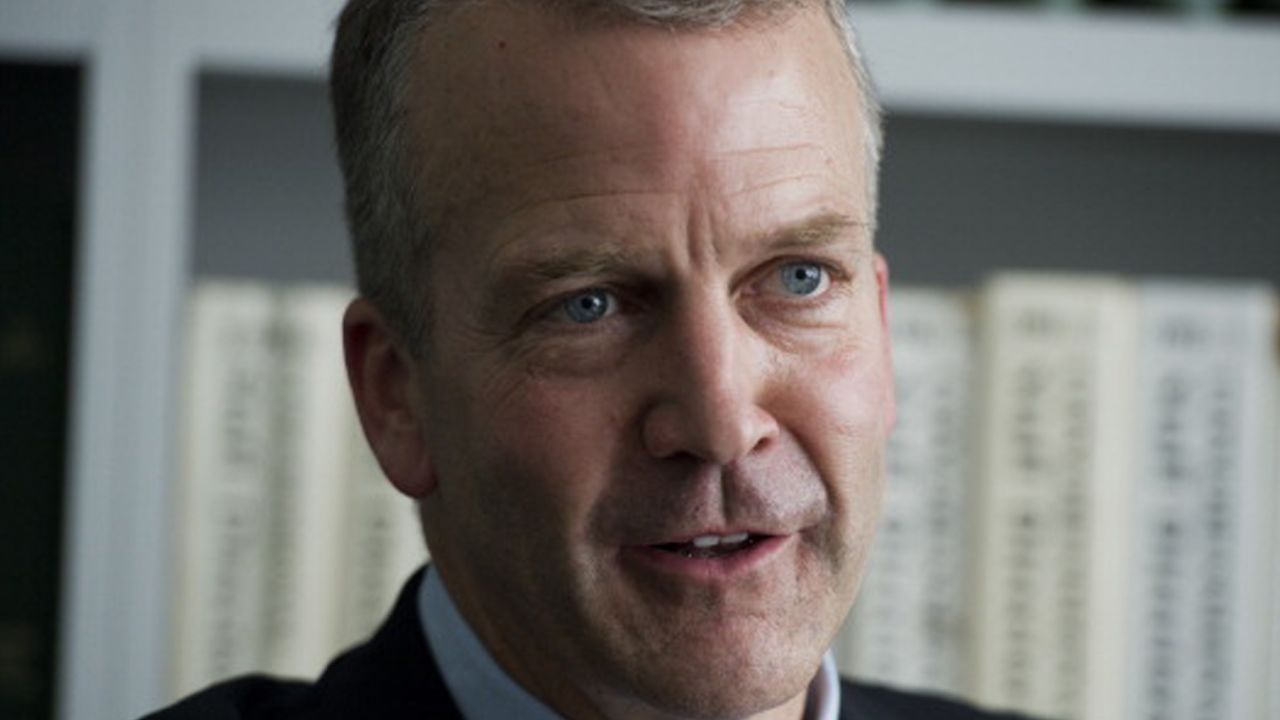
[640,398,778,465]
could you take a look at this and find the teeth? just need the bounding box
[652,533,758,556]
[689,533,751,549]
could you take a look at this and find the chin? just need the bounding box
[609,634,817,720]
[640,668,809,720]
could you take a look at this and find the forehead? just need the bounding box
[407,2,867,224]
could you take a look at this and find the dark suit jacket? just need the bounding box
[145,569,1033,719]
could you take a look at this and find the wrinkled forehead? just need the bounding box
[403,1,866,227]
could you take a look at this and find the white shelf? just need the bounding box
[181,2,1280,131]
[6,1,1280,127]
[0,0,100,60]
[854,6,1280,131]
[167,2,1280,129]
[190,0,345,77]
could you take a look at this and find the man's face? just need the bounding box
[407,4,893,718]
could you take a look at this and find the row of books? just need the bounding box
[172,274,1279,719]
[835,275,1278,720]
[171,284,425,698]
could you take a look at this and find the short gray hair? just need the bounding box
[330,0,882,351]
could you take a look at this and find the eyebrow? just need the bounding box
[489,211,871,308]
[758,212,871,256]
[483,242,645,325]
[507,244,642,285]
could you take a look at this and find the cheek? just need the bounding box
[775,335,890,527]
[782,331,892,444]
[478,377,626,537]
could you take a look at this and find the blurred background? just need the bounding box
[2,0,1278,718]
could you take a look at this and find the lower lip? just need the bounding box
[621,535,791,582]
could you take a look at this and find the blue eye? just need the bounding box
[562,289,614,323]
[778,262,826,296]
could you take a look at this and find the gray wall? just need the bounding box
[192,73,353,285]
[878,114,1280,286]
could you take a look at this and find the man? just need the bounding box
[149,1,1029,718]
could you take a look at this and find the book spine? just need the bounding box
[335,422,428,648]
[1128,283,1277,720]
[260,287,354,679]
[839,288,975,696]
[1265,298,1280,720]
[170,283,276,697]
[969,274,1136,720]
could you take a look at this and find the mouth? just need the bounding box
[650,532,765,559]
[624,531,789,581]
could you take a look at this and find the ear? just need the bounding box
[343,297,438,498]
[873,252,897,433]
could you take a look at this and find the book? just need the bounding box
[1126,282,1277,720]
[334,427,428,649]
[173,281,429,691]
[969,274,1137,720]
[167,274,1279,716]
[838,288,976,696]
[1267,305,1280,720]
[171,282,277,697]
[260,287,355,679]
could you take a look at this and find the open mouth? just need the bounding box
[650,532,765,559]
[627,532,788,580]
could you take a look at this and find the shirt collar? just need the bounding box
[418,566,842,719]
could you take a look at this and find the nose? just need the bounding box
[640,298,780,465]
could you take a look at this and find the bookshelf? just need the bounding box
[0,0,1277,718]
[853,6,1280,131]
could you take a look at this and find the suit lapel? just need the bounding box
[308,567,465,718]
